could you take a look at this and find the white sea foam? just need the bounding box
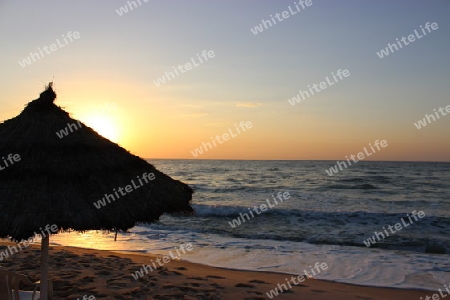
[46,160,450,292]
[49,227,449,291]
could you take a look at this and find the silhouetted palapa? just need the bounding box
[0,84,193,299]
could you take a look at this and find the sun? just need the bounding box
[81,114,120,142]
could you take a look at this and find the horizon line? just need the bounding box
[144,158,450,163]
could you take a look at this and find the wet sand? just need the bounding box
[0,242,431,299]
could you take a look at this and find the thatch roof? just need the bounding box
[0,85,193,241]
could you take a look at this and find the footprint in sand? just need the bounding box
[95,269,112,276]
[246,290,263,295]
[210,283,225,290]
[80,276,96,284]
[179,286,199,292]
[162,284,177,290]
[185,283,201,287]
[186,276,208,281]
[60,273,81,279]
[206,275,226,279]
[248,279,268,284]
[235,283,255,288]
[168,270,183,276]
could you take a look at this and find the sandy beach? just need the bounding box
[0,242,432,300]
[1,0,449,299]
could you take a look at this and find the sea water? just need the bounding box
[51,160,450,291]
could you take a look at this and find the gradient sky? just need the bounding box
[1,0,449,161]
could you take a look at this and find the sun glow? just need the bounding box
[81,114,120,143]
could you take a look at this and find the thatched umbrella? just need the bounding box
[0,84,193,299]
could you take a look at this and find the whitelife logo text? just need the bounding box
[18,31,80,68]
[376,22,438,59]
[191,121,253,158]
[93,172,155,209]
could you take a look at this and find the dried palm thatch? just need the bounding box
[0,84,193,298]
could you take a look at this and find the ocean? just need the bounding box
[51,160,450,291]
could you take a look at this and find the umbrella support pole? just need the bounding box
[40,235,49,300]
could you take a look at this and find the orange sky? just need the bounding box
[1,1,449,161]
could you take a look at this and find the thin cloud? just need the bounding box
[180,112,210,117]
[235,102,263,108]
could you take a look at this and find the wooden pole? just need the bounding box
[40,235,49,300]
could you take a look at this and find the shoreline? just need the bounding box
[0,241,433,299]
